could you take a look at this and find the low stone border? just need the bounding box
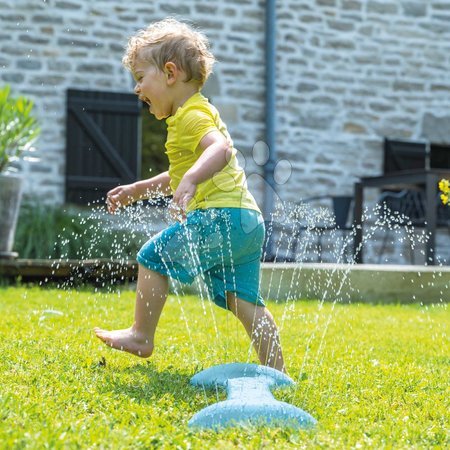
[1,259,449,303]
[0,259,137,283]
[259,263,450,304]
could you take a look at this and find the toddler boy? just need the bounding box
[94,18,286,372]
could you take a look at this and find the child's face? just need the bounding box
[133,59,172,120]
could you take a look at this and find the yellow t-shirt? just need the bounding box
[165,92,261,214]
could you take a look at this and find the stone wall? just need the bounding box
[1,0,450,263]
[0,0,266,203]
[275,0,450,202]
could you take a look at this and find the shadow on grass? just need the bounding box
[94,361,219,407]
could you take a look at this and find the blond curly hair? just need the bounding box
[123,18,216,87]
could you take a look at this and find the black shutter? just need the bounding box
[65,89,141,205]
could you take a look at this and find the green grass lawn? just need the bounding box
[0,286,448,449]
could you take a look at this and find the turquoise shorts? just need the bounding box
[136,208,265,310]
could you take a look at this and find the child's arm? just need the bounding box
[107,171,171,213]
[133,171,172,198]
[173,131,231,211]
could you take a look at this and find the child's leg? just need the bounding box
[94,265,168,358]
[226,293,286,373]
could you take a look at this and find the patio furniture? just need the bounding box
[376,188,450,263]
[353,138,450,265]
[263,195,354,263]
[353,169,450,265]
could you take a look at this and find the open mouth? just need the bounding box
[139,96,151,107]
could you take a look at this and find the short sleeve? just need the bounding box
[177,107,219,152]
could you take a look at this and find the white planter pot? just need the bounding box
[0,173,23,259]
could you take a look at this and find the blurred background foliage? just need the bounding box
[140,106,168,179]
[14,202,146,260]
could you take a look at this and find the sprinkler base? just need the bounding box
[188,363,316,430]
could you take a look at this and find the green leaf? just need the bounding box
[0,84,40,172]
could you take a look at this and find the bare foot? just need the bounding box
[93,326,154,358]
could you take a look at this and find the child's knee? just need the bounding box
[225,291,263,319]
[225,291,239,315]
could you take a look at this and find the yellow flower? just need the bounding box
[441,193,449,205]
[439,178,449,194]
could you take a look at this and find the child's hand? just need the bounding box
[168,202,186,222]
[106,184,137,213]
[173,177,197,214]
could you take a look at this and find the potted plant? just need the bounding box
[0,84,40,259]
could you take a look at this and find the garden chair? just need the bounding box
[263,195,354,263]
[377,188,450,264]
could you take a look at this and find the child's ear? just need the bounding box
[164,62,178,85]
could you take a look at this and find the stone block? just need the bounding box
[30,75,65,86]
[431,13,450,21]
[117,15,138,23]
[342,0,362,10]
[311,96,338,106]
[430,84,450,92]
[108,43,124,53]
[358,24,374,35]
[40,27,54,35]
[0,14,25,22]
[419,22,449,34]
[226,0,252,4]
[92,30,123,40]
[2,46,29,56]
[300,15,323,23]
[432,2,450,10]
[33,14,64,24]
[47,60,71,71]
[160,4,190,15]
[76,63,114,74]
[401,2,427,17]
[19,34,50,45]
[317,0,336,6]
[369,102,394,113]
[55,1,82,9]
[393,81,424,91]
[0,56,9,67]
[324,38,356,49]
[344,122,367,134]
[231,22,260,33]
[17,59,42,70]
[58,37,102,48]
[297,82,319,93]
[367,1,398,14]
[421,113,450,143]
[299,113,334,130]
[29,164,53,173]
[194,4,216,14]
[327,19,355,31]
[2,73,25,83]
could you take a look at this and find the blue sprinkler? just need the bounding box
[188,363,316,430]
